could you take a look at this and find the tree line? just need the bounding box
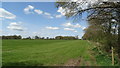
[81,2,120,58]
[1,35,79,40]
[56,2,120,59]
[55,36,78,40]
[1,35,22,39]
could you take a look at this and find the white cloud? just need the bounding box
[55,14,63,18]
[62,22,86,30]
[64,28,75,31]
[45,15,54,19]
[82,27,86,30]
[24,5,34,14]
[34,9,43,14]
[44,12,54,19]
[10,22,19,26]
[34,9,53,19]
[64,28,78,33]
[34,10,54,19]
[24,5,54,19]
[34,9,64,19]
[0,8,16,19]
[62,22,81,28]
[74,23,82,28]
[57,7,72,16]
[57,7,66,16]
[74,30,78,32]
[46,26,59,30]
[7,22,24,31]
[62,22,72,27]
[44,12,51,16]
[71,0,78,2]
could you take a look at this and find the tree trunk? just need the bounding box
[117,9,120,58]
[116,8,120,59]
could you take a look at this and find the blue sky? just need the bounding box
[1,2,88,38]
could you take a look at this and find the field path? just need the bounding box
[63,41,97,66]
[64,58,81,66]
[63,53,97,66]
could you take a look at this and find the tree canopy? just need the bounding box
[56,1,120,58]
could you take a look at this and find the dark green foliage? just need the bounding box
[81,2,120,58]
[1,35,22,39]
[56,2,120,58]
[91,43,120,66]
[55,36,78,40]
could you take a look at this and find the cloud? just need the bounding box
[62,22,86,30]
[0,8,16,19]
[74,30,78,32]
[24,5,67,19]
[34,9,54,19]
[34,9,43,14]
[62,22,72,27]
[55,14,63,18]
[62,22,81,28]
[44,12,54,19]
[24,5,34,14]
[46,26,59,30]
[7,22,24,31]
[57,7,66,16]
[82,27,86,30]
[64,28,75,31]
[64,28,78,33]
[24,5,55,19]
[44,15,54,19]
[9,22,20,26]
[57,7,72,16]
[44,12,51,16]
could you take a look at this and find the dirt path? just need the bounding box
[64,58,81,66]
[63,52,97,66]
[62,41,97,66]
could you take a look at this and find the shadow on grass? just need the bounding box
[2,61,44,66]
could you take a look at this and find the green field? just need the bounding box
[2,40,114,66]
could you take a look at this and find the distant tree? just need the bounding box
[55,36,63,40]
[18,35,22,39]
[41,37,45,40]
[46,37,49,40]
[75,35,79,40]
[0,36,2,39]
[35,36,40,39]
[2,35,22,39]
[27,36,31,39]
[55,36,76,40]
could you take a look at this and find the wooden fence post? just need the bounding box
[112,46,114,65]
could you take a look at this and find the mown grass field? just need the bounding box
[2,40,114,66]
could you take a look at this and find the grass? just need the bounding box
[2,40,91,66]
[2,40,116,66]
[90,42,120,66]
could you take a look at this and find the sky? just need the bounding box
[1,2,88,38]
